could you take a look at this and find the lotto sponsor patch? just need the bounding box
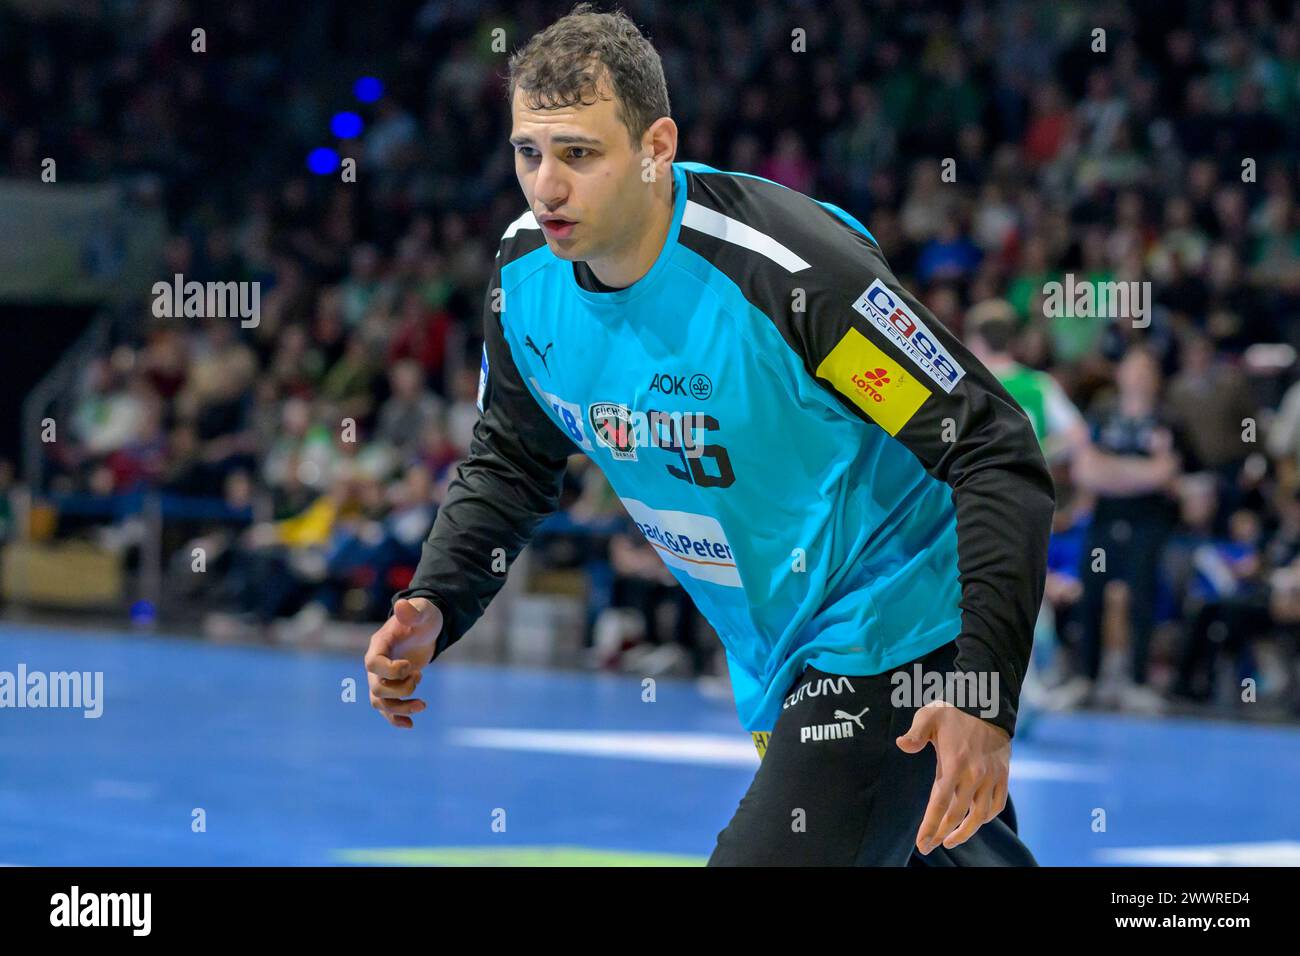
[815,328,931,435]
[852,279,965,392]
[620,498,742,588]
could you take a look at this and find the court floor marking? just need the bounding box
[334,846,706,866]
[448,728,1107,780]
[1096,841,1300,866]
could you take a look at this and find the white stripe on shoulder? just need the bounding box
[681,200,810,273]
[502,210,540,240]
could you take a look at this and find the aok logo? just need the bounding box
[649,372,713,399]
[850,367,891,403]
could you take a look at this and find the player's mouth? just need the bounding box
[540,217,577,239]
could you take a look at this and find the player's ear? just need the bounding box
[642,116,676,176]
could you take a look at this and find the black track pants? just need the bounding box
[708,640,1037,866]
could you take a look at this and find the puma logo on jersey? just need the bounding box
[525,335,554,371]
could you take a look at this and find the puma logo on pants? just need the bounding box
[800,706,870,742]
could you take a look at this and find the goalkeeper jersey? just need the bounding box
[395,162,1054,737]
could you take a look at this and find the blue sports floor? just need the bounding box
[1,622,1298,866]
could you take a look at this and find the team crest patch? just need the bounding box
[589,402,638,461]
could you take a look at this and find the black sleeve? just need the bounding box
[794,238,1055,738]
[389,260,577,657]
[675,169,1054,738]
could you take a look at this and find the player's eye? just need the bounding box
[515,145,539,159]
[566,147,591,160]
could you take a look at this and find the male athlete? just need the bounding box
[365,4,1054,866]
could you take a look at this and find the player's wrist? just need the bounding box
[942,690,1016,741]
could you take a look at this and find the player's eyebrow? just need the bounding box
[509,133,604,148]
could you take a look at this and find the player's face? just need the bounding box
[510,84,651,262]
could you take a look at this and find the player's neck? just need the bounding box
[583,178,675,289]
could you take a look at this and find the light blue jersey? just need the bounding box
[399,162,1054,738]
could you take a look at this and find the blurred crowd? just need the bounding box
[5,0,1300,716]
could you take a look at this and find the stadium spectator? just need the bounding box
[374,359,445,462]
[1060,347,1183,713]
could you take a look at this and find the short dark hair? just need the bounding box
[506,3,670,147]
[966,298,1018,353]
[973,317,1016,353]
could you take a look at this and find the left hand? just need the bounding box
[896,701,1011,855]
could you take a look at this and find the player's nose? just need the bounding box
[533,155,569,209]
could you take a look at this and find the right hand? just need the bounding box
[365,597,443,729]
